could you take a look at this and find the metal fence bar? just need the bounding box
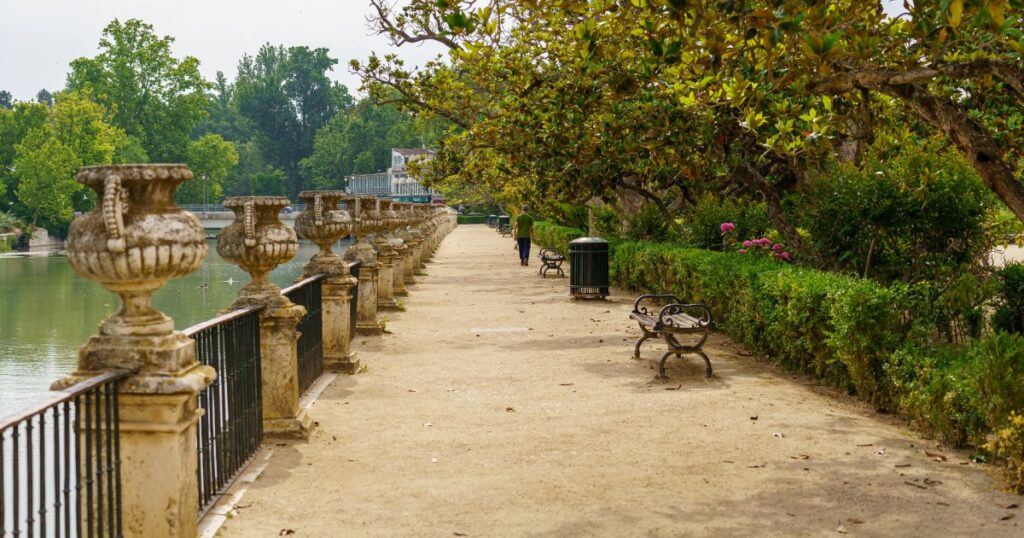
[0,372,127,538]
[283,276,325,397]
[187,305,264,517]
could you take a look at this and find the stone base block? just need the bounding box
[325,352,360,374]
[263,410,314,439]
[394,289,409,297]
[357,324,384,336]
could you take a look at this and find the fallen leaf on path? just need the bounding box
[279,530,295,536]
[454,532,469,537]
[836,523,848,534]
[847,518,864,525]
[790,454,810,460]
[431,457,438,463]
[856,443,873,447]
[875,447,886,455]
[1006,504,1019,510]
[408,389,418,393]
[750,416,758,421]
[936,502,950,507]
[747,463,768,468]
[1000,514,1016,521]
[904,481,928,490]
[722,460,735,464]
[665,384,683,391]
[424,422,434,427]
[894,463,912,468]
[924,450,947,462]
[923,478,942,486]
[506,407,516,412]
[559,383,574,386]
[772,432,785,438]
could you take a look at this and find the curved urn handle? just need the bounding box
[314,194,324,227]
[103,174,127,253]
[243,200,257,247]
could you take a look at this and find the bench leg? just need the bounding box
[695,350,713,378]
[634,327,656,358]
[658,351,675,379]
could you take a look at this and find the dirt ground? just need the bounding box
[217,225,1021,537]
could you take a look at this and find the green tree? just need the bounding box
[234,44,352,197]
[178,134,239,204]
[14,130,82,229]
[67,18,209,162]
[0,91,12,110]
[35,89,53,106]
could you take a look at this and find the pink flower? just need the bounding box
[772,243,784,252]
[781,252,791,260]
[758,238,771,247]
[738,249,747,254]
[720,222,736,233]
[742,240,752,248]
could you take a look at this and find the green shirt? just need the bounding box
[515,213,535,239]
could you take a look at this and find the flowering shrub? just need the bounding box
[722,224,791,261]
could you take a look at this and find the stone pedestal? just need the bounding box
[392,242,409,297]
[58,164,214,538]
[217,196,312,439]
[355,262,382,335]
[376,247,400,310]
[323,275,359,373]
[259,304,312,438]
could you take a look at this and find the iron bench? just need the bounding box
[538,248,565,277]
[630,294,714,378]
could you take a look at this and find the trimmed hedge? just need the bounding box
[534,222,585,254]
[458,214,488,224]
[532,222,1024,490]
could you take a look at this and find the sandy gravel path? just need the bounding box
[218,225,1021,537]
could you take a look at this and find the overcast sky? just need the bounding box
[1,1,905,102]
[0,0,447,101]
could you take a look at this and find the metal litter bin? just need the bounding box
[497,215,510,232]
[487,215,498,227]
[569,237,609,299]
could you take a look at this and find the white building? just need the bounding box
[348,149,441,202]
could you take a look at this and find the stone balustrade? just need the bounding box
[52,166,456,536]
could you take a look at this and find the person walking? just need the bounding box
[513,204,535,266]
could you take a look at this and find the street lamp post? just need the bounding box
[202,173,209,218]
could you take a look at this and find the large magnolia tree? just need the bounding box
[355,0,1024,252]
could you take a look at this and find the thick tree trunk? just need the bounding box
[887,84,1024,224]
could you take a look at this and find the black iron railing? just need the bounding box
[283,275,325,396]
[1,371,128,538]
[349,262,361,339]
[187,306,264,516]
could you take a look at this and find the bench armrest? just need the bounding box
[632,294,683,315]
[658,303,713,329]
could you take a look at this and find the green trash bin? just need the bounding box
[487,215,498,227]
[569,237,609,299]
[497,215,510,232]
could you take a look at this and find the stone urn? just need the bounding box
[67,164,207,338]
[217,196,297,308]
[295,190,352,277]
[344,196,380,265]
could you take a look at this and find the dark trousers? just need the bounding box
[517,238,532,262]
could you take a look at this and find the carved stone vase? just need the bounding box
[343,196,380,266]
[295,190,352,277]
[67,164,208,341]
[217,196,297,309]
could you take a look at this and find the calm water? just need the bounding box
[0,238,349,417]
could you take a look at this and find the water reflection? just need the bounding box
[0,238,349,416]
